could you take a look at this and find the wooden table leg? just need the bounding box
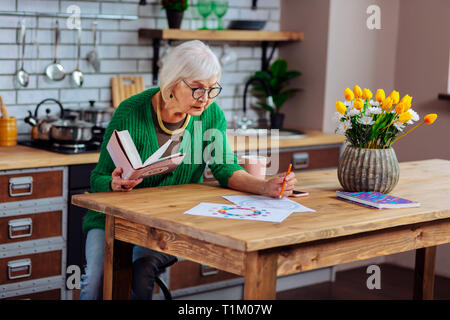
[244,250,278,300]
[413,246,437,300]
[104,215,133,300]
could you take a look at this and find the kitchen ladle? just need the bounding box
[45,20,65,81]
[86,21,100,72]
[16,20,29,87]
[71,27,84,87]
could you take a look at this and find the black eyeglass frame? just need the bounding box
[182,79,222,100]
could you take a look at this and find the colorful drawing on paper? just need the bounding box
[213,205,269,218]
[184,202,293,223]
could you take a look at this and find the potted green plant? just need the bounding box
[161,0,189,29]
[252,58,301,129]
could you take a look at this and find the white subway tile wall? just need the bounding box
[0,0,280,139]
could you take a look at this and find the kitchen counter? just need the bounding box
[0,130,344,171]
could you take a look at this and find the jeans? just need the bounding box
[80,228,177,300]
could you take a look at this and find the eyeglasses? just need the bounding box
[182,79,222,100]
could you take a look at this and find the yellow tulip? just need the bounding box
[400,94,412,111]
[389,90,400,104]
[381,97,393,110]
[336,101,347,114]
[424,114,438,124]
[344,88,354,101]
[353,85,362,98]
[362,88,373,101]
[395,102,406,114]
[398,112,412,123]
[392,113,438,145]
[375,89,385,102]
[353,98,364,110]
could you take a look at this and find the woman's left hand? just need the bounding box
[263,172,297,198]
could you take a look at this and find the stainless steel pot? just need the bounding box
[82,100,114,126]
[50,116,95,142]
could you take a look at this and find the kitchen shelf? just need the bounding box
[138,29,304,42]
[0,11,138,21]
[138,28,304,84]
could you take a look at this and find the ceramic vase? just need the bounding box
[337,145,400,193]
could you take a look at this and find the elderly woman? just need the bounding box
[80,40,296,299]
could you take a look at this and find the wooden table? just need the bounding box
[72,159,450,300]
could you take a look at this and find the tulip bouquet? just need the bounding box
[334,86,437,149]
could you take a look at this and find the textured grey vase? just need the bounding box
[337,145,400,193]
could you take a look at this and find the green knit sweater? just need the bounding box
[82,87,243,233]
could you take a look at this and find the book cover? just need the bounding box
[336,191,420,209]
[106,129,185,180]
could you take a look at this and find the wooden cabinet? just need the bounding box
[4,289,61,300]
[0,211,62,244]
[0,170,63,203]
[0,166,68,300]
[273,145,341,173]
[203,144,342,182]
[169,260,239,291]
[0,251,62,285]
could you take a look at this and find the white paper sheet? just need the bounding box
[184,202,295,223]
[222,195,315,213]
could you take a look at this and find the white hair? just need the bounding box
[159,40,222,102]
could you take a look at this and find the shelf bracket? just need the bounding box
[261,41,278,72]
[152,38,161,85]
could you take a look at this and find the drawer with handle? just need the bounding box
[276,146,341,172]
[0,170,63,203]
[4,289,61,300]
[0,211,62,245]
[0,251,62,285]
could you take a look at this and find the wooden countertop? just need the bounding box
[0,145,101,171]
[229,129,345,152]
[0,130,344,171]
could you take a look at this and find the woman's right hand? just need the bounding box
[110,167,143,192]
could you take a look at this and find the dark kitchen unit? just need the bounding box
[67,163,97,270]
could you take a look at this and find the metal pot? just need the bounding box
[50,116,95,142]
[82,100,114,127]
[24,98,64,141]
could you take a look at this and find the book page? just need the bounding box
[117,130,142,169]
[222,195,315,213]
[143,138,173,166]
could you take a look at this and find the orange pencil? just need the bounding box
[279,163,292,198]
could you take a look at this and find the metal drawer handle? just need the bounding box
[200,264,219,276]
[7,258,32,280]
[293,152,309,169]
[8,176,33,197]
[8,218,33,239]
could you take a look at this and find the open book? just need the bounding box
[106,129,185,180]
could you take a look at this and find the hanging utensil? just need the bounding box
[32,16,40,74]
[86,21,100,72]
[45,20,65,81]
[71,27,84,87]
[16,20,29,87]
